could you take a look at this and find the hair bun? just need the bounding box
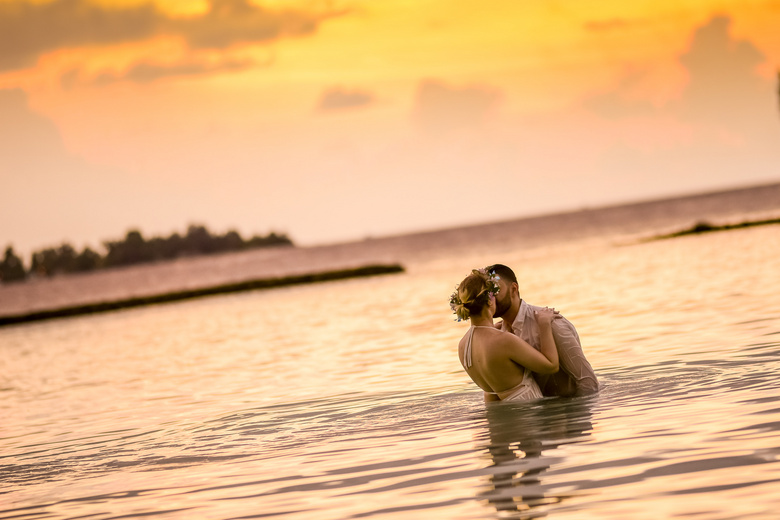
[449,267,500,322]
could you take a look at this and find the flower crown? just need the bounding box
[449,267,501,321]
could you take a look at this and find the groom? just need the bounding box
[488,264,599,397]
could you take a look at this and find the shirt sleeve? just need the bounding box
[550,317,599,396]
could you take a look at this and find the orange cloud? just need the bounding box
[316,86,376,112]
[91,56,256,85]
[583,15,773,133]
[678,16,768,125]
[0,0,342,77]
[413,79,501,133]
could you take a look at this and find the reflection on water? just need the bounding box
[479,397,596,518]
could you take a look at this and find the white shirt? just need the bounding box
[501,300,599,396]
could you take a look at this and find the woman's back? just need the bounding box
[459,326,543,401]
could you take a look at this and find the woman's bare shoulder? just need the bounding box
[485,327,514,340]
[482,328,519,350]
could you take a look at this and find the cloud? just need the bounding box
[0,0,340,72]
[0,88,127,253]
[582,69,658,119]
[583,16,774,129]
[677,15,769,128]
[316,86,376,112]
[0,88,64,169]
[584,15,780,194]
[174,0,327,49]
[0,87,249,256]
[0,0,159,71]
[412,79,501,133]
[89,57,256,85]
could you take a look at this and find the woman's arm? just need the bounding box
[503,334,558,374]
[502,309,560,374]
[536,308,560,373]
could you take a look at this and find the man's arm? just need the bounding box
[550,317,599,395]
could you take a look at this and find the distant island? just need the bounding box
[650,216,780,241]
[0,225,293,284]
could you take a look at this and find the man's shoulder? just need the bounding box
[525,301,572,322]
[523,301,543,315]
[524,301,564,314]
[524,301,579,335]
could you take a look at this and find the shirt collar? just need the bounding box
[513,299,529,331]
[501,300,528,334]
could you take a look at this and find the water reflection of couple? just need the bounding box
[451,264,599,402]
[480,396,596,516]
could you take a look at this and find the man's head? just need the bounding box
[487,264,519,319]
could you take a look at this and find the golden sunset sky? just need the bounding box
[1,0,779,255]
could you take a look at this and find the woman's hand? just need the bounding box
[535,307,561,327]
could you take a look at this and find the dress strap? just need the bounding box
[463,326,494,369]
[463,326,476,369]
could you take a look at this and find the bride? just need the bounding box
[451,268,560,402]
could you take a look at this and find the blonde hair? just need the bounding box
[450,269,495,321]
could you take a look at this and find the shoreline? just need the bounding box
[0,264,404,328]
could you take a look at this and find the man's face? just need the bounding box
[494,278,514,318]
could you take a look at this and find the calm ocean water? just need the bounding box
[2,184,780,519]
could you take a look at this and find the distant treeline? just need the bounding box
[650,217,780,241]
[1,225,293,284]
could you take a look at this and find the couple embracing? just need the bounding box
[451,264,599,402]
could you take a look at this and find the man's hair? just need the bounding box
[487,264,517,285]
